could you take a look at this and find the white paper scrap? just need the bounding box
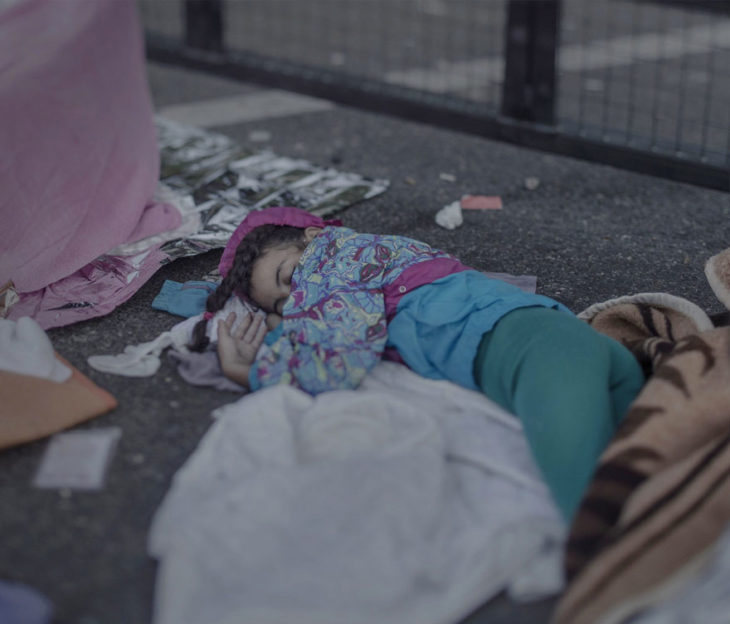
[33,428,122,490]
[435,200,463,230]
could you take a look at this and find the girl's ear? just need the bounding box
[303,226,323,242]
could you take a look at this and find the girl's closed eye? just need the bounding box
[249,244,306,314]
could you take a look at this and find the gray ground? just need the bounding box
[1,59,728,624]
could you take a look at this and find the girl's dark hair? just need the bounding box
[189,224,306,352]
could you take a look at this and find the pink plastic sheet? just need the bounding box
[7,249,169,328]
[0,0,177,293]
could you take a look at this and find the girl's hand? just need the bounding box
[216,311,267,389]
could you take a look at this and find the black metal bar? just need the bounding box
[184,0,223,52]
[501,0,560,124]
[145,34,729,192]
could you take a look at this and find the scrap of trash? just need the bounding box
[33,428,122,490]
[435,194,503,230]
[435,200,463,230]
[461,195,503,210]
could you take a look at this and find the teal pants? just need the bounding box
[473,307,644,522]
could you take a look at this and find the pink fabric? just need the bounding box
[7,248,169,329]
[122,201,182,249]
[383,257,472,320]
[0,0,177,293]
[219,206,342,277]
[383,260,538,319]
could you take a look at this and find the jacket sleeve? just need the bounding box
[249,287,387,395]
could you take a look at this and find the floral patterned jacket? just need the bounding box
[249,226,468,394]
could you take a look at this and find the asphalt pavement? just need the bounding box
[0,59,728,624]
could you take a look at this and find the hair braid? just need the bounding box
[188,224,307,352]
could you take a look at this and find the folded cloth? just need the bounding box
[0,0,173,293]
[0,354,117,449]
[148,362,565,624]
[151,280,218,318]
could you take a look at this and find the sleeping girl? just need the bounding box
[189,205,645,522]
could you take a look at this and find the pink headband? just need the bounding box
[218,206,342,278]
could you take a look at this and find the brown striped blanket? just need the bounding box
[553,248,730,624]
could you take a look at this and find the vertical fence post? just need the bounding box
[501,0,560,124]
[185,0,223,51]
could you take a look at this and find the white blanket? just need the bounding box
[148,362,565,624]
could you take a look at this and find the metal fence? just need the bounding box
[141,0,730,191]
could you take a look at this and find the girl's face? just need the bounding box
[249,244,304,315]
[248,227,322,315]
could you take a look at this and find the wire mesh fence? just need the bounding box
[219,0,508,112]
[141,0,730,190]
[558,1,729,167]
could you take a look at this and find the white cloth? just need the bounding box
[148,362,565,624]
[87,296,258,377]
[87,324,190,377]
[0,317,70,382]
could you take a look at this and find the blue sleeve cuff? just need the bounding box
[264,323,284,345]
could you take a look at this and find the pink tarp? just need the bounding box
[0,0,179,293]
